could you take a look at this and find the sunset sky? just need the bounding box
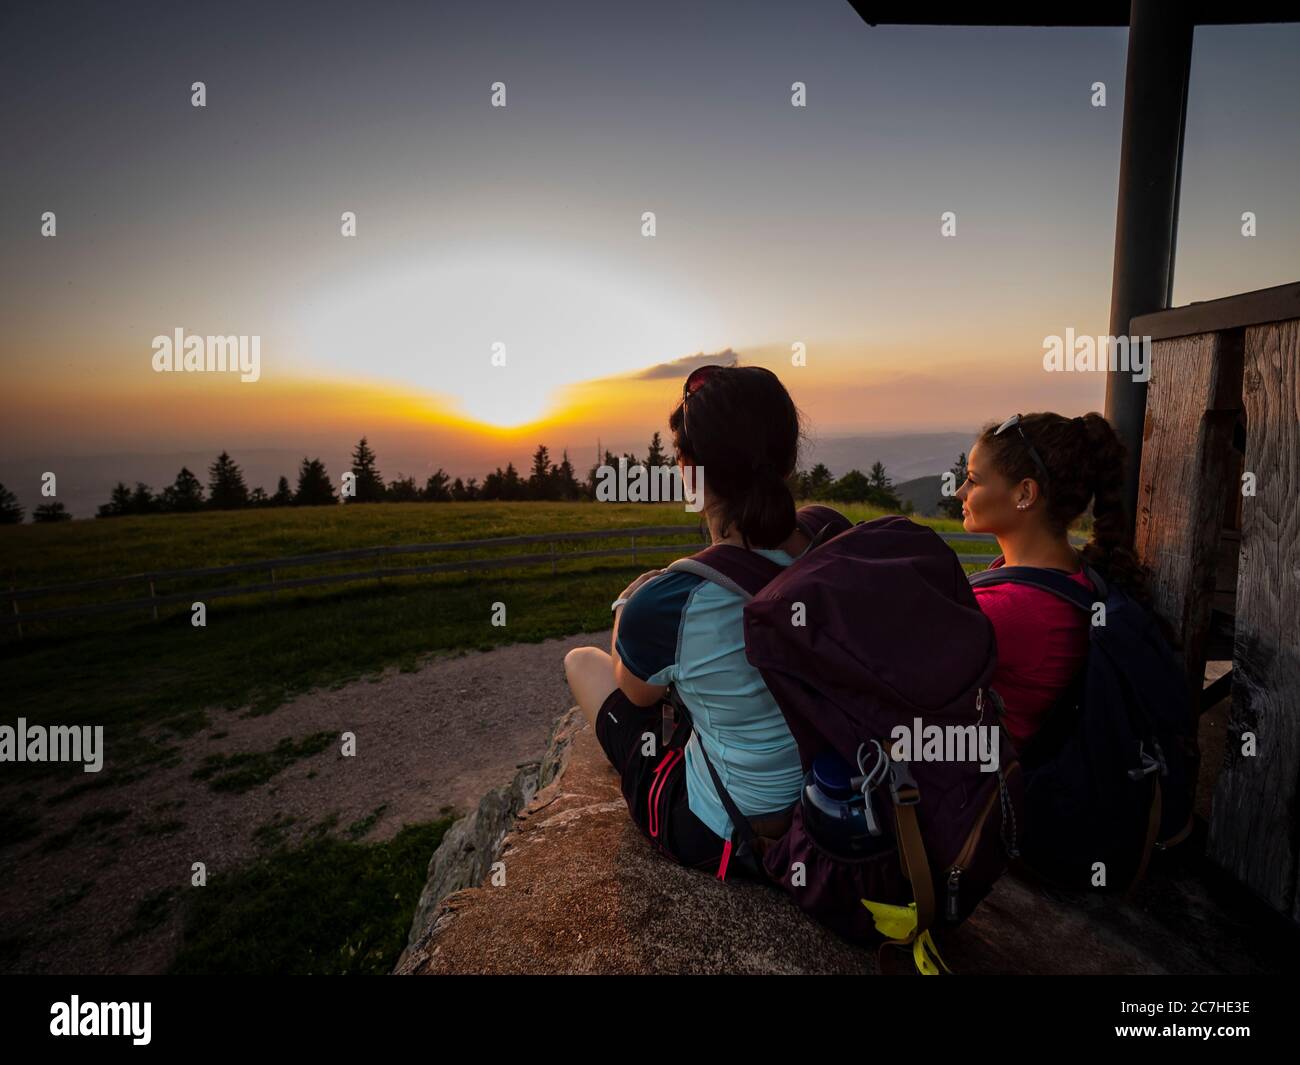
[2,0,1298,501]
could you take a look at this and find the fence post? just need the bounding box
[149,580,158,621]
[270,566,277,600]
[550,541,557,576]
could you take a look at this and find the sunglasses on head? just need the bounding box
[683,364,725,399]
[680,364,726,443]
[994,413,1050,486]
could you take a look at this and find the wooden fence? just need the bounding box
[2,524,1006,634]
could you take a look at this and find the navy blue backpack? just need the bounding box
[968,562,1196,891]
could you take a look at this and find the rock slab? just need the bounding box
[397,708,1290,975]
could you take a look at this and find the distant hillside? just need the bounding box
[801,431,971,485]
[894,474,947,517]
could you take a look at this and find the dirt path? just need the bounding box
[0,629,609,974]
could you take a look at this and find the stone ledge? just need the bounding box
[396,707,1288,975]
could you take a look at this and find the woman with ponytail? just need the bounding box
[955,411,1147,747]
[564,365,817,875]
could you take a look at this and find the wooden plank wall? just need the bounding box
[1208,319,1300,920]
[1134,330,1244,698]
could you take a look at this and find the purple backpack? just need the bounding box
[665,506,1023,954]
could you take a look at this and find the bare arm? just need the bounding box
[609,571,670,708]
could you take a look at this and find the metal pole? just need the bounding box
[1105,0,1193,531]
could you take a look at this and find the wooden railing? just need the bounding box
[2,524,1008,633]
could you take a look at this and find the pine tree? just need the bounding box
[868,461,893,494]
[386,475,421,502]
[208,451,249,509]
[162,467,205,512]
[646,432,666,469]
[424,468,452,502]
[806,463,833,499]
[271,476,294,507]
[528,445,552,500]
[555,449,581,501]
[129,482,158,514]
[502,462,523,501]
[348,437,385,503]
[294,457,337,506]
[937,453,969,519]
[32,502,72,523]
[0,483,23,524]
[97,482,133,518]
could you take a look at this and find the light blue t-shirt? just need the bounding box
[614,548,804,841]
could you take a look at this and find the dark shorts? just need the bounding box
[594,687,734,875]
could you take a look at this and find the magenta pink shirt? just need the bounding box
[972,560,1094,747]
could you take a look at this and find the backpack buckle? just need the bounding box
[889,758,921,807]
[1127,742,1162,781]
[854,741,891,836]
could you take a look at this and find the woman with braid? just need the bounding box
[954,412,1148,748]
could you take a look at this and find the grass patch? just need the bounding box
[116,886,180,944]
[168,818,452,974]
[0,501,988,792]
[191,731,335,793]
[252,812,299,851]
[346,804,389,841]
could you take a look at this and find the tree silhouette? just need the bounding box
[0,483,23,524]
[162,467,205,512]
[868,461,893,494]
[528,445,552,500]
[129,482,158,514]
[271,476,294,507]
[937,452,968,519]
[554,449,582,500]
[32,502,71,523]
[348,437,385,502]
[294,457,337,506]
[208,451,249,509]
[424,469,452,502]
[386,475,420,502]
[646,431,667,469]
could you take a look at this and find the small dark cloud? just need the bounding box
[632,348,738,381]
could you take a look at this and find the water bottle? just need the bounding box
[800,750,892,859]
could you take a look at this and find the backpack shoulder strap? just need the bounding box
[795,504,853,545]
[667,547,782,600]
[667,505,851,599]
[968,564,1102,613]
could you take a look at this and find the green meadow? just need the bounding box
[2,501,973,775]
[1,501,978,973]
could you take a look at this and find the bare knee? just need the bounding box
[564,646,615,720]
[564,645,598,681]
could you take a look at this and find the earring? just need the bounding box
[1016,502,1028,510]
